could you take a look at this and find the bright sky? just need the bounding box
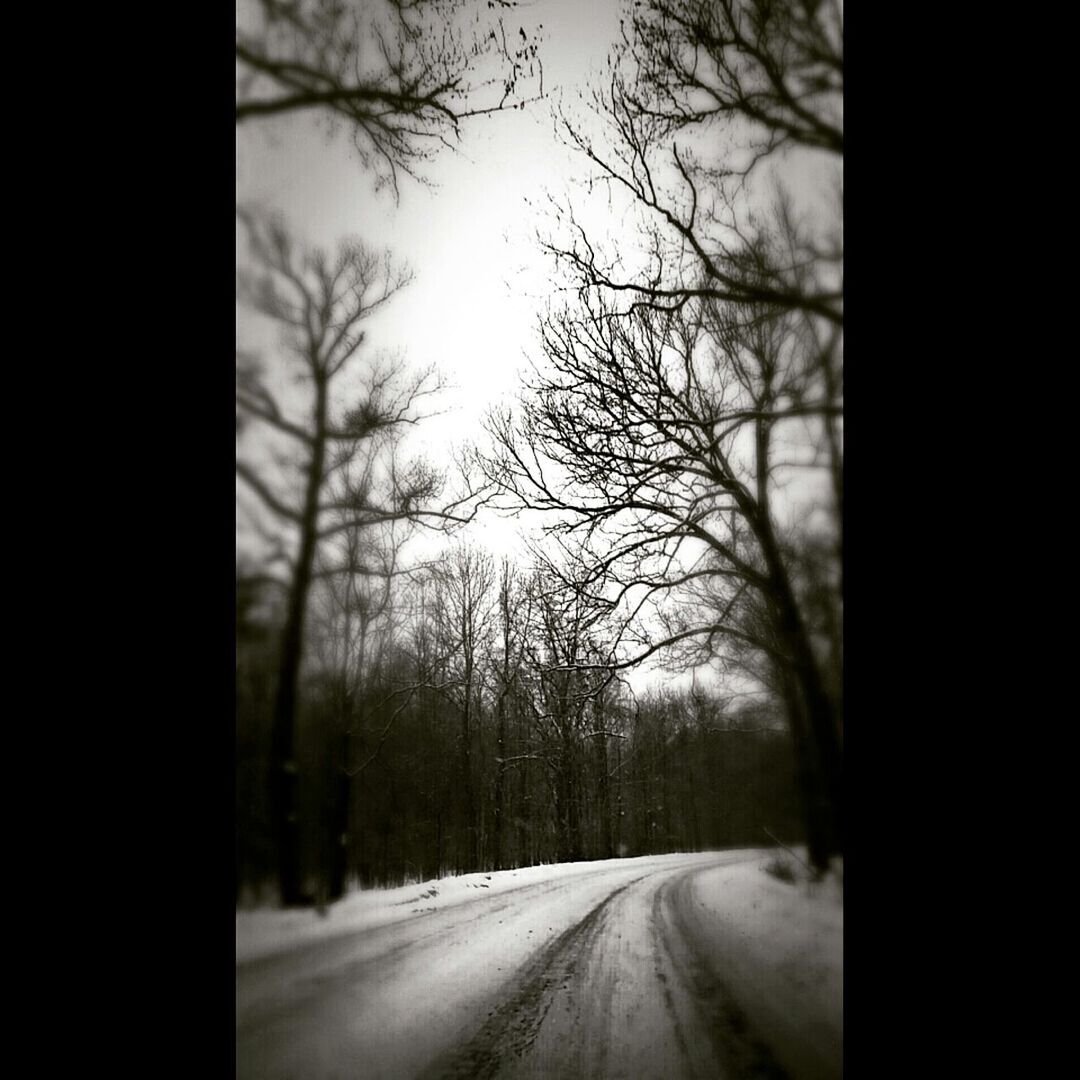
[237,0,630,563]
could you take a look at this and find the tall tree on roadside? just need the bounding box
[516,560,620,863]
[489,557,530,871]
[487,293,841,869]
[237,209,453,904]
[484,0,842,870]
[433,544,498,870]
[545,0,842,325]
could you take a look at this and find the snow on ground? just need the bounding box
[686,852,843,1080]
[237,849,842,1079]
[236,853,717,964]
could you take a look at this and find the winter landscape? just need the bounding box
[237,850,842,1078]
[236,1,843,1076]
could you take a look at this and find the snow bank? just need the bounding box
[687,852,843,1080]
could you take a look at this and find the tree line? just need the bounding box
[237,547,802,902]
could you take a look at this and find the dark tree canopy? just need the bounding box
[538,0,842,327]
[627,0,843,156]
[236,0,546,193]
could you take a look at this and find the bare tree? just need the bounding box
[488,557,531,870]
[432,543,498,869]
[537,0,841,326]
[236,209,465,903]
[485,284,841,868]
[305,500,421,901]
[480,0,842,870]
[513,559,622,863]
[628,1,842,156]
[236,0,546,194]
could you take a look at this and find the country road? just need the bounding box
[236,851,842,1080]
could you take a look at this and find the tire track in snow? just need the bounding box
[237,866,651,1036]
[235,852,787,1080]
[423,855,790,1080]
[418,876,646,1079]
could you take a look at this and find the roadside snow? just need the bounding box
[237,850,842,1079]
[687,853,843,1080]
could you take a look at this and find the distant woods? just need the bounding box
[237,553,803,901]
[237,0,842,904]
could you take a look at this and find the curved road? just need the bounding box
[236,852,834,1079]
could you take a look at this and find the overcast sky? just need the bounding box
[236,0,626,567]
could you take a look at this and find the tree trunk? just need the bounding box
[596,734,612,859]
[327,730,351,902]
[683,748,701,852]
[776,597,843,869]
[269,377,327,906]
[493,691,507,871]
[748,500,843,872]
[461,690,475,872]
[614,739,624,855]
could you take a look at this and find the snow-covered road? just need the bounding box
[236,851,842,1079]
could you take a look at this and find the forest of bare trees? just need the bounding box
[237,0,842,906]
[238,543,803,901]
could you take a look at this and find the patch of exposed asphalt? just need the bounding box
[418,876,647,1080]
